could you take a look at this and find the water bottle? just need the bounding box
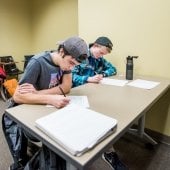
[126,56,138,80]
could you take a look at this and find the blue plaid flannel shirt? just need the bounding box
[72,52,117,87]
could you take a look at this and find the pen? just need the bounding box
[59,86,66,97]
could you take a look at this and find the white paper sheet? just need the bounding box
[127,79,160,89]
[100,78,128,86]
[46,96,89,108]
[36,104,117,156]
[68,96,89,108]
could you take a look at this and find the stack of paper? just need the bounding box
[36,104,117,156]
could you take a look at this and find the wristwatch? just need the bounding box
[63,70,71,74]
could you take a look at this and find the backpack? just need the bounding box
[3,78,18,96]
[0,66,6,79]
[24,145,66,170]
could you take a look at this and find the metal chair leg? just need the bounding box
[0,84,10,101]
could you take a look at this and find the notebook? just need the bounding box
[36,104,117,156]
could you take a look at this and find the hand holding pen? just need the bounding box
[87,73,103,83]
[47,86,70,108]
[49,94,70,108]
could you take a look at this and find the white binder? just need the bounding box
[35,104,117,156]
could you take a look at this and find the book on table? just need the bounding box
[35,103,117,156]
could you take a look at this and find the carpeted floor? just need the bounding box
[0,99,13,170]
[0,98,170,170]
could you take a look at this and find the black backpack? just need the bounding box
[24,145,66,170]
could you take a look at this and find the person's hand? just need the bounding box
[48,95,70,108]
[18,83,37,94]
[87,74,103,83]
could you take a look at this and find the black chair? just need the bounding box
[23,55,34,70]
[0,56,23,80]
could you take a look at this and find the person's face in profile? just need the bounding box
[91,44,109,59]
[61,55,79,71]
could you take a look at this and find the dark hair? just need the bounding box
[57,44,70,56]
[76,54,87,63]
[58,44,87,62]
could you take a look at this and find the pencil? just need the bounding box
[59,86,66,97]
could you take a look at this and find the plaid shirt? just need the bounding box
[72,51,117,87]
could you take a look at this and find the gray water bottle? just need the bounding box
[126,56,138,80]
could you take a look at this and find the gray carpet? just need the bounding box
[0,99,13,170]
[0,98,170,170]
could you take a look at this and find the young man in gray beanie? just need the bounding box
[14,36,88,107]
[3,36,88,170]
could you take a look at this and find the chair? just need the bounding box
[23,55,34,70]
[0,56,23,80]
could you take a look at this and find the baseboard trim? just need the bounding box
[131,125,170,145]
[145,128,170,145]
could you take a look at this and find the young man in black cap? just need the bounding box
[72,36,128,170]
[72,36,117,87]
[2,36,88,170]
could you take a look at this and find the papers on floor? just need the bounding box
[100,78,128,86]
[46,96,89,108]
[127,79,160,89]
[36,104,117,156]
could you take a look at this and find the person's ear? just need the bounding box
[59,48,64,57]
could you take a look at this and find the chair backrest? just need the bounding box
[0,56,23,79]
[0,56,18,74]
[23,55,34,70]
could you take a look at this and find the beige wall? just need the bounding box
[146,89,170,136]
[32,0,78,52]
[0,0,78,69]
[0,0,32,69]
[0,0,169,136]
[78,0,170,79]
[78,0,170,136]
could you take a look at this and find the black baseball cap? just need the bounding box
[90,36,113,52]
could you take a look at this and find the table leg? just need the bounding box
[66,162,78,170]
[129,114,158,145]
